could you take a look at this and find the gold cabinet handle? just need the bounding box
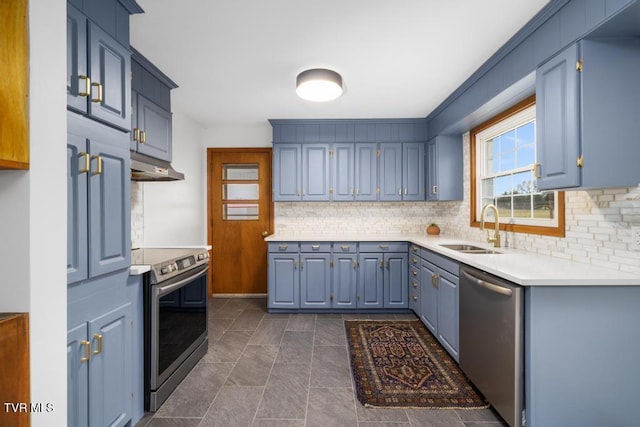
[311,244,320,250]
[79,75,91,97]
[92,333,103,356]
[78,152,90,174]
[412,295,418,301]
[80,340,91,363]
[353,260,357,269]
[300,260,304,270]
[91,155,103,176]
[404,188,408,195]
[379,260,383,269]
[533,163,541,179]
[412,269,418,277]
[279,244,288,251]
[140,130,146,144]
[432,274,439,288]
[398,188,402,195]
[133,128,140,142]
[412,257,418,264]
[340,245,350,251]
[379,244,389,250]
[432,185,438,194]
[412,280,418,288]
[293,260,297,270]
[90,82,103,103]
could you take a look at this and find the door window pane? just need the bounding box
[222,164,258,180]
[223,204,259,220]
[223,184,259,200]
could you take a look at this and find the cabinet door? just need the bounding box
[300,253,331,308]
[273,145,301,201]
[67,323,89,427]
[426,138,438,201]
[358,253,383,308]
[89,303,132,427]
[88,22,130,131]
[354,143,378,201]
[420,260,438,334]
[437,270,459,361]
[427,136,463,201]
[268,254,300,308]
[384,253,408,308]
[88,137,131,278]
[67,5,88,114]
[67,133,88,284]
[130,90,139,151]
[402,143,425,200]
[332,143,354,201]
[379,143,402,201]
[302,144,331,201]
[332,253,357,309]
[135,94,172,161]
[536,43,580,190]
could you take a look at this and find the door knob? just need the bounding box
[262,231,269,237]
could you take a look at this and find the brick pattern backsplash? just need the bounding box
[274,134,640,274]
[131,181,144,248]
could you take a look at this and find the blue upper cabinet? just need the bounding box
[331,143,355,201]
[536,38,640,190]
[354,143,378,201]
[302,144,331,201]
[273,144,302,201]
[426,136,463,201]
[379,143,402,201]
[379,142,425,201]
[67,3,131,132]
[402,142,425,201]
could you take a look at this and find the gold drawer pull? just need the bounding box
[90,82,103,103]
[311,244,320,250]
[78,152,90,174]
[279,244,288,250]
[140,130,146,144]
[341,245,350,251]
[91,155,103,176]
[79,75,91,97]
[92,333,103,356]
[412,296,418,301]
[80,340,91,363]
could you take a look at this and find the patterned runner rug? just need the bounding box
[345,320,489,409]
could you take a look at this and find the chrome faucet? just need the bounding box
[480,204,501,248]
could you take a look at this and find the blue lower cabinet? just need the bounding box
[300,253,331,308]
[67,302,132,427]
[268,253,300,309]
[436,270,458,360]
[383,253,408,308]
[332,253,358,309]
[420,260,438,334]
[358,253,384,308]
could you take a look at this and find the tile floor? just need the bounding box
[136,297,507,427]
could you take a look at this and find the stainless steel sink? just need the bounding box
[439,244,502,254]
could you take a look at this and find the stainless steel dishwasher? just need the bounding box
[459,265,524,427]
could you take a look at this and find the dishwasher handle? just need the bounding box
[462,269,513,297]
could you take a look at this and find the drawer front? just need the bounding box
[333,242,357,253]
[359,242,408,253]
[410,244,421,255]
[422,249,459,276]
[410,253,421,267]
[409,266,420,283]
[300,242,331,253]
[268,242,300,253]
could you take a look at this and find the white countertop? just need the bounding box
[266,233,640,287]
[129,245,212,276]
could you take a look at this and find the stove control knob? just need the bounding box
[161,266,170,274]
[198,253,206,261]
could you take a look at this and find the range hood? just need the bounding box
[130,152,185,181]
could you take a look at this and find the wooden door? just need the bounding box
[208,149,273,295]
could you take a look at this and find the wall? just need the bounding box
[275,134,640,274]
[0,0,67,425]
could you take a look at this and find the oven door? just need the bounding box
[150,264,209,390]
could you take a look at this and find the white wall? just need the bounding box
[0,0,67,424]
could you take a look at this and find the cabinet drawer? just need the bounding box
[333,242,357,253]
[410,244,421,255]
[422,249,459,276]
[410,254,421,267]
[268,242,300,253]
[359,242,408,252]
[410,266,420,283]
[300,242,331,253]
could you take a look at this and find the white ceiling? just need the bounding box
[130,0,549,128]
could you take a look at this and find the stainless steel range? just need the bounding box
[133,247,210,411]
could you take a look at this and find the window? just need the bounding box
[470,96,565,237]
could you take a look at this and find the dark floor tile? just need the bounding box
[226,345,278,386]
[208,305,245,320]
[281,330,314,348]
[202,330,252,363]
[314,319,347,346]
[255,363,311,420]
[306,387,357,427]
[404,409,465,427]
[248,319,287,345]
[286,313,316,331]
[154,362,233,418]
[310,346,352,388]
[275,346,313,366]
[227,309,265,331]
[145,418,201,427]
[200,385,263,427]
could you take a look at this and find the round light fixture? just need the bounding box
[296,68,343,102]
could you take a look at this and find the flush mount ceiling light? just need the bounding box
[296,68,343,102]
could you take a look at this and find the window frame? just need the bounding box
[469,95,565,237]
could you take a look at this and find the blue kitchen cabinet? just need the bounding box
[130,49,178,162]
[67,113,131,284]
[402,142,425,201]
[268,253,300,308]
[357,253,384,308]
[273,145,301,201]
[536,38,640,190]
[436,269,458,360]
[426,136,463,201]
[332,252,358,309]
[354,143,378,201]
[408,246,421,315]
[383,252,408,308]
[300,253,331,308]
[302,144,331,201]
[67,303,132,427]
[67,4,131,131]
[420,259,438,334]
[331,143,378,201]
[379,143,402,201]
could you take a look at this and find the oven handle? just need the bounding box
[157,265,209,298]
[462,269,513,297]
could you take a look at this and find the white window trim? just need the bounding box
[474,104,559,228]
